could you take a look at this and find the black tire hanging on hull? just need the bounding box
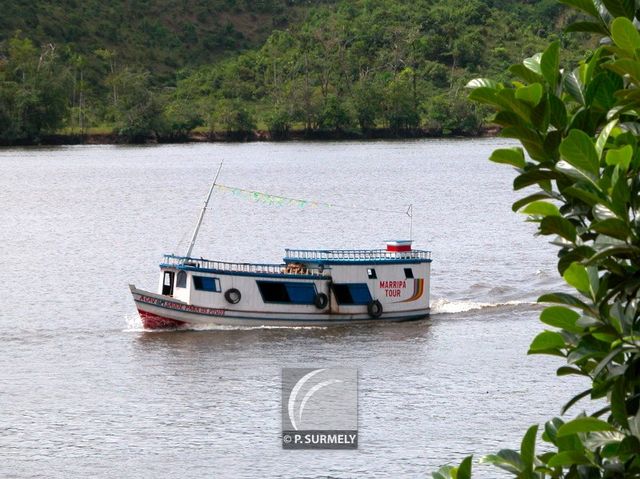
[224,288,241,304]
[314,292,329,309]
[367,299,383,318]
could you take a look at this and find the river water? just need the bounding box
[0,139,585,478]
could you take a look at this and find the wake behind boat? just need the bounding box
[130,164,432,329]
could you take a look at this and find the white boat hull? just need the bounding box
[130,285,430,329]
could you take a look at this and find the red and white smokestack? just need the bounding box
[385,240,412,252]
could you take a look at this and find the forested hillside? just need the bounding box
[0,1,330,77]
[0,0,590,144]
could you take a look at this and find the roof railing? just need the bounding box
[161,254,329,276]
[283,248,432,261]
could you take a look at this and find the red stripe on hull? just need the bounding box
[137,309,186,330]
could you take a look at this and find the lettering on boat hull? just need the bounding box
[137,294,226,316]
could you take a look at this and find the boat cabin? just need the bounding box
[156,241,431,319]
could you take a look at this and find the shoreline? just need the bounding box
[3,126,500,147]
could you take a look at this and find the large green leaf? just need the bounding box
[592,218,631,241]
[586,245,640,264]
[559,130,599,176]
[543,418,563,445]
[457,456,472,479]
[602,0,635,18]
[547,451,590,467]
[557,246,597,276]
[432,456,473,479]
[592,346,626,377]
[563,262,590,293]
[502,128,548,162]
[561,388,593,415]
[585,71,621,111]
[541,42,560,88]
[523,52,543,75]
[549,94,568,129]
[563,184,606,206]
[544,417,585,452]
[512,192,554,212]
[489,148,525,168]
[605,144,633,169]
[481,449,524,475]
[432,465,455,479]
[470,87,534,123]
[611,17,640,55]
[466,78,500,89]
[556,160,598,184]
[538,292,592,312]
[604,59,640,84]
[515,83,543,106]
[520,425,538,472]
[563,70,585,105]
[513,170,558,190]
[521,201,560,216]
[540,306,582,333]
[530,95,550,131]
[593,203,618,221]
[496,89,536,122]
[528,330,566,353]
[611,168,631,214]
[509,64,544,84]
[610,380,630,429]
[559,0,599,20]
[557,417,613,436]
[539,216,577,242]
[557,366,589,376]
[565,21,609,35]
[585,47,604,85]
[595,119,618,158]
[468,87,507,109]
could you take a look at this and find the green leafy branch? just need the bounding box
[434,1,640,477]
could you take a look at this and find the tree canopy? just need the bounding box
[0,0,591,143]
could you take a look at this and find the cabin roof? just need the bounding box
[283,248,432,265]
[160,247,432,279]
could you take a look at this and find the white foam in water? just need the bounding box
[122,314,328,332]
[123,313,145,332]
[123,299,534,331]
[430,297,533,315]
[190,323,328,331]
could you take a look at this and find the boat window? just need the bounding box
[162,271,175,296]
[367,268,377,279]
[193,275,221,292]
[257,281,317,304]
[332,283,372,305]
[404,268,414,279]
[285,283,317,304]
[176,271,187,288]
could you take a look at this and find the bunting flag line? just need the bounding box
[214,183,412,216]
[174,183,414,252]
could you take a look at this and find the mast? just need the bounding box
[185,161,224,258]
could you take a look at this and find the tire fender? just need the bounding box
[314,292,328,309]
[367,299,383,318]
[224,288,241,304]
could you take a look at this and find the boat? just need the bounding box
[129,166,432,329]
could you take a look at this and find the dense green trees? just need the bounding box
[0,0,589,143]
[434,0,640,477]
[169,0,585,139]
[0,36,70,143]
[0,0,312,76]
